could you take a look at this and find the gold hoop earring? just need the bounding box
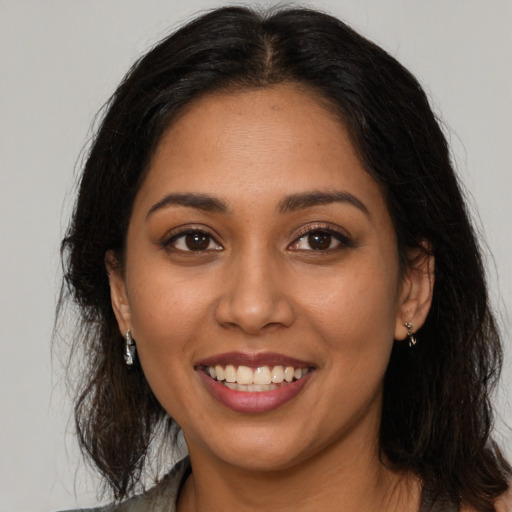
[124,329,136,367]
[404,322,417,348]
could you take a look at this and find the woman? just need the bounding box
[59,6,511,512]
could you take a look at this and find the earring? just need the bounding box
[404,322,417,348]
[124,329,136,367]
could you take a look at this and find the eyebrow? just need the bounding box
[277,190,370,216]
[147,193,229,219]
[146,189,370,219]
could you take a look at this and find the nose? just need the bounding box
[214,251,295,335]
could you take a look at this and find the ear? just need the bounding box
[394,243,435,340]
[105,250,132,336]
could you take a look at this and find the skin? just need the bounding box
[108,84,435,511]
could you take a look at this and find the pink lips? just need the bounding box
[195,352,314,414]
[196,351,311,368]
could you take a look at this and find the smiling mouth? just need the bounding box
[203,364,311,392]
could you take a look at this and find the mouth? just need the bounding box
[195,352,315,413]
[202,364,311,392]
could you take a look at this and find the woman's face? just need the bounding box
[109,84,422,472]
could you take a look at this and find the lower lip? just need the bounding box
[197,370,313,413]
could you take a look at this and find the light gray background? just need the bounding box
[1,1,511,511]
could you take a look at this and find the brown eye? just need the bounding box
[288,227,352,252]
[307,232,332,250]
[167,230,222,252]
[185,232,211,251]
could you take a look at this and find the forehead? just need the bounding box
[135,84,386,216]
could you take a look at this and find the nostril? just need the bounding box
[214,265,296,333]
[215,296,295,334]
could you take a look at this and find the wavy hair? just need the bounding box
[59,6,510,510]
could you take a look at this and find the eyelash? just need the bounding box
[161,224,354,254]
[162,227,222,253]
[289,224,354,252]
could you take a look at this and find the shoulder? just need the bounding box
[494,485,512,512]
[459,485,512,512]
[58,457,191,512]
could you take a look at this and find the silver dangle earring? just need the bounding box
[404,322,417,348]
[124,329,136,367]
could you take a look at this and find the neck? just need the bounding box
[178,431,420,512]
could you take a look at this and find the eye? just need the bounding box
[165,229,222,252]
[289,227,352,251]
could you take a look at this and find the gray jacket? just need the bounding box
[60,457,457,511]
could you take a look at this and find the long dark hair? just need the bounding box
[59,6,510,510]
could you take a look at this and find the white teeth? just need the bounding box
[224,382,279,392]
[253,366,272,385]
[271,366,284,383]
[207,364,309,388]
[236,365,253,385]
[215,365,225,381]
[225,365,236,383]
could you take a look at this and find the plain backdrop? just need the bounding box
[1,1,511,511]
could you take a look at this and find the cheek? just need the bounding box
[124,260,217,398]
[297,258,400,377]
[127,254,213,340]
[126,283,211,422]
[302,262,399,336]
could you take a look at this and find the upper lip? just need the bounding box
[195,351,314,368]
